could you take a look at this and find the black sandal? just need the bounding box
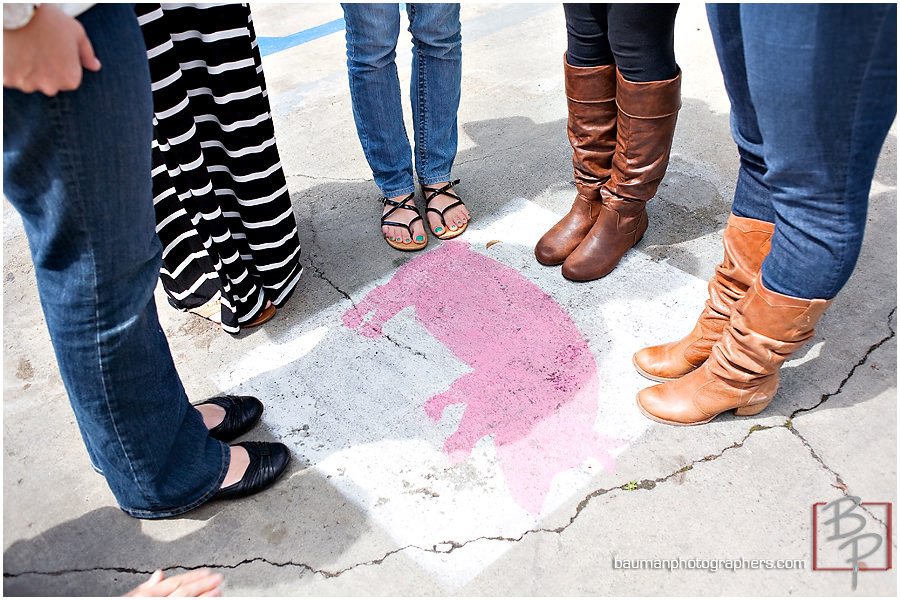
[423,179,469,240]
[381,192,427,251]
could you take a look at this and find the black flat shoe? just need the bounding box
[195,395,264,442]
[212,441,291,501]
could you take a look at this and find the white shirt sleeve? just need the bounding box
[4,3,96,29]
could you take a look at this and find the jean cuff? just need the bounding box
[380,184,416,199]
[116,440,230,519]
[419,174,454,187]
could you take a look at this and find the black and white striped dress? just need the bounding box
[136,3,302,333]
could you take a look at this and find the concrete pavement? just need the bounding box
[3,3,896,596]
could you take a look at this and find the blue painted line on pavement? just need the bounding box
[257,17,346,57]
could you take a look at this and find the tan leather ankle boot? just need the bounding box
[632,214,775,381]
[636,277,832,426]
[561,68,681,282]
[535,57,617,266]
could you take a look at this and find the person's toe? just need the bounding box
[383,224,400,243]
[447,204,469,231]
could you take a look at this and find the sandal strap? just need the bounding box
[423,180,463,227]
[422,179,461,204]
[381,192,422,234]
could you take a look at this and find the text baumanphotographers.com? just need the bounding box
[612,557,806,572]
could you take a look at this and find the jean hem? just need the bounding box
[419,174,454,188]
[115,441,230,519]
[380,184,416,198]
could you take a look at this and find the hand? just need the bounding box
[122,569,223,597]
[3,4,101,96]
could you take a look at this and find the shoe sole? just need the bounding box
[634,394,770,426]
[386,237,428,252]
[635,395,716,426]
[241,303,276,329]
[434,220,468,240]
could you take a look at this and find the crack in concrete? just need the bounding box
[4,566,155,579]
[323,429,762,572]
[3,551,419,581]
[305,259,352,302]
[298,340,898,577]
[382,333,429,358]
[4,431,765,584]
[2,560,313,581]
[784,307,897,536]
[449,313,897,558]
[123,309,900,579]
[305,260,427,359]
[789,307,896,420]
[785,424,893,538]
[12,306,893,584]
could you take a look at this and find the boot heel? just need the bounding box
[733,401,770,417]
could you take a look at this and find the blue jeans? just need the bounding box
[2,4,228,518]
[707,4,897,300]
[342,3,462,198]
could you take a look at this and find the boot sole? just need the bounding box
[635,395,771,426]
[635,396,716,426]
[559,233,645,282]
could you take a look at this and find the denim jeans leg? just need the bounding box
[2,4,228,518]
[406,3,462,186]
[342,3,416,198]
[729,4,897,300]
[706,4,775,225]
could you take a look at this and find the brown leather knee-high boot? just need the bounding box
[562,68,681,281]
[636,276,832,426]
[534,57,618,266]
[632,214,775,381]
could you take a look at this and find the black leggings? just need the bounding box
[564,3,679,82]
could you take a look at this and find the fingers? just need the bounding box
[123,569,223,597]
[78,27,102,72]
[147,570,165,586]
[43,20,98,94]
[122,569,163,596]
[166,570,223,597]
[2,4,96,96]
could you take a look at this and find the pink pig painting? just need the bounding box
[342,240,622,514]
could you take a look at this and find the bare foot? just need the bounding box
[221,444,249,488]
[423,181,470,237]
[382,192,427,249]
